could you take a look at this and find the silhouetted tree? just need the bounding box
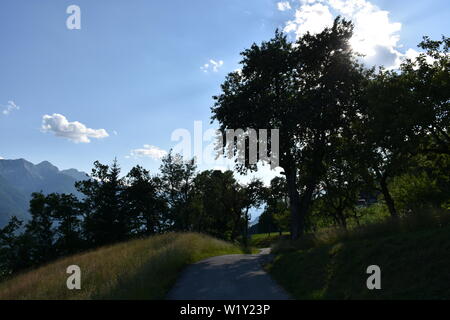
[0,217,24,278]
[190,170,243,240]
[160,152,197,231]
[403,36,449,156]
[124,165,168,235]
[261,177,290,235]
[212,18,368,239]
[240,178,264,245]
[48,193,84,255]
[76,159,127,246]
[25,192,56,265]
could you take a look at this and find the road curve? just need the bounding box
[166,249,291,300]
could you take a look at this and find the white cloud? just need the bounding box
[234,162,283,187]
[41,113,109,143]
[0,156,4,160]
[130,145,168,160]
[203,155,282,187]
[2,100,20,115]
[277,1,292,11]
[282,0,411,69]
[404,48,421,61]
[402,48,436,66]
[284,2,334,36]
[200,59,224,73]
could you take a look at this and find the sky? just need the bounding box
[0,0,449,184]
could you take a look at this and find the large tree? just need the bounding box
[403,36,450,156]
[317,135,367,228]
[212,18,368,239]
[359,68,415,218]
[357,36,449,218]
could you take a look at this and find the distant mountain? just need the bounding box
[61,168,90,182]
[0,159,89,227]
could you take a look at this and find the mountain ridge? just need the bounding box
[0,158,89,227]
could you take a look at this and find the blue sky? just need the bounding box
[0,0,448,182]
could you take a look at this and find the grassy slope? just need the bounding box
[0,233,243,300]
[267,226,450,299]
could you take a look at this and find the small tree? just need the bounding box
[26,192,56,265]
[240,178,264,245]
[159,152,197,231]
[124,166,168,235]
[0,217,24,278]
[76,159,127,246]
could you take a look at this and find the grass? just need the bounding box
[273,207,450,253]
[267,209,450,299]
[0,232,243,300]
[249,232,290,248]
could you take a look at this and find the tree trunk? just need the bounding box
[338,210,347,230]
[243,207,250,247]
[285,166,302,240]
[297,183,315,236]
[379,174,398,218]
[353,210,361,226]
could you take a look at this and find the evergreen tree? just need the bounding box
[76,159,127,246]
[124,166,168,235]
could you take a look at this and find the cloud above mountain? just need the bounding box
[41,113,109,143]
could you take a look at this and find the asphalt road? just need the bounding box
[166,249,291,300]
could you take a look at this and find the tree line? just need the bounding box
[0,153,269,278]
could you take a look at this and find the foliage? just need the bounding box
[212,18,384,239]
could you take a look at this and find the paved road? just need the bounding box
[166,249,291,300]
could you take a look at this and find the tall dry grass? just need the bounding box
[0,232,242,300]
